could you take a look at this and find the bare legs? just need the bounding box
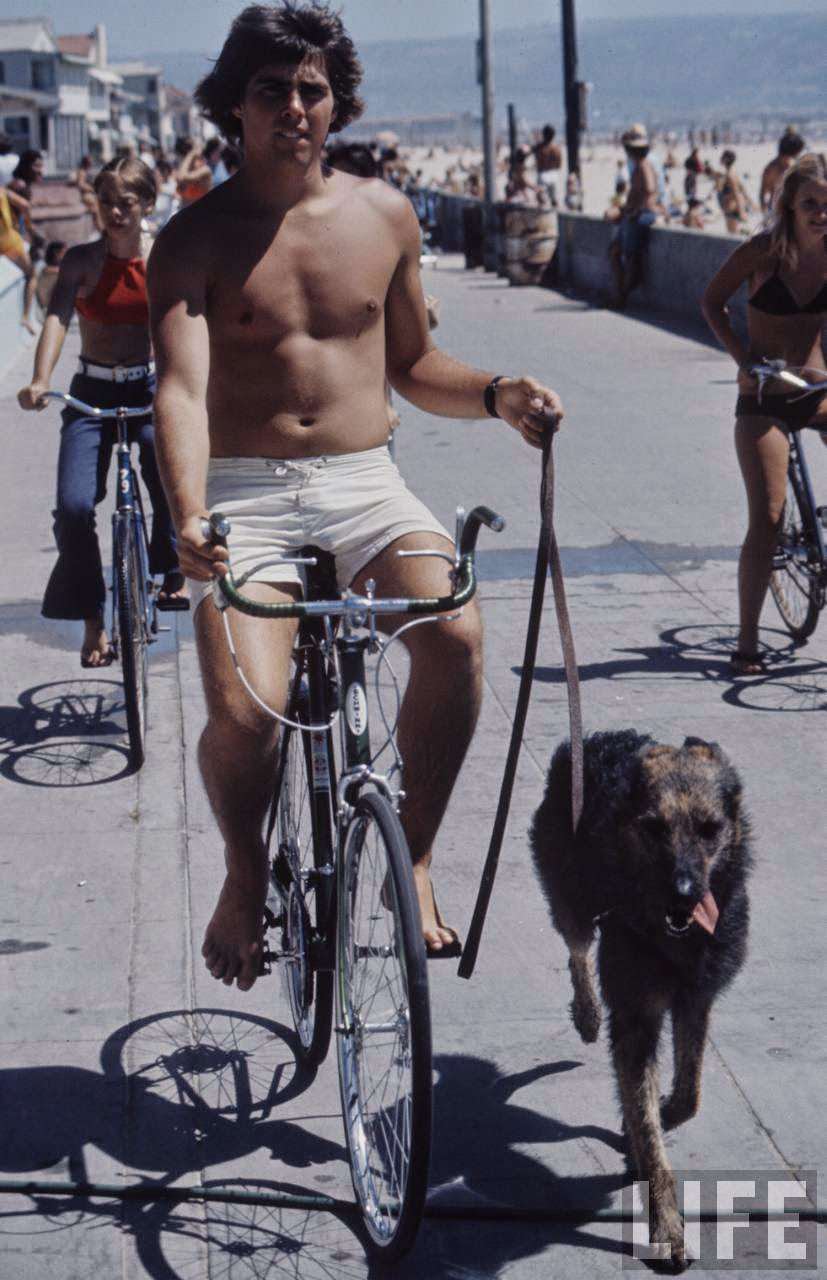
[7,245,36,334]
[195,585,298,990]
[353,532,483,953]
[193,532,484,987]
[734,415,789,666]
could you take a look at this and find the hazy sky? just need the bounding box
[3,0,822,54]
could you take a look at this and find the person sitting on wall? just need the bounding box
[608,123,657,309]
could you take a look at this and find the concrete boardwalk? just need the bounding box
[0,262,825,1279]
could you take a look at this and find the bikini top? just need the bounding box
[75,253,148,326]
[748,273,827,316]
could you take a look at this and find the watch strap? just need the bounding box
[484,375,507,419]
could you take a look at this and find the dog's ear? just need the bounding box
[682,736,723,760]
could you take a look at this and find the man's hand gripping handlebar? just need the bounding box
[200,506,505,620]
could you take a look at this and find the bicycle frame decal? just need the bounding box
[310,730,330,792]
[345,682,368,738]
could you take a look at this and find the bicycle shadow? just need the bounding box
[0,1008,353,1279]
[371,1052,629,1279]
[524,622,827,713]
[0,1011,633,1278]
[0,678,132,785]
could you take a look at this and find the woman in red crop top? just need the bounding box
[702,154,827,675]
[18,156,186,667]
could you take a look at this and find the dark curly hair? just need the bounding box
[195,3,364,144]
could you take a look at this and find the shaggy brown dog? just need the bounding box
[530,730,751,1271]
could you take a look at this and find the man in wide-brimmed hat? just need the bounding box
[609,122,658,307]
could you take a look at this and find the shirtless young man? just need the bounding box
[609,123,658,309]
[148,2,564,992]
[759,129,805,214]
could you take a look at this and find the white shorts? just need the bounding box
[191,445,450,610]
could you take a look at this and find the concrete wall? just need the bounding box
[555,213,748,331]
[0,257,27,380]
[429,192,747,333]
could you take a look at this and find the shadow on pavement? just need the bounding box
[0,1014,633,1278]
[0,678,131,786]
[381,1053,628,1278]
[0,1008,351,1278]
[524,622,827,713]
[476,538,738,582]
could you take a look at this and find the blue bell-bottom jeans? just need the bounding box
[42,371,178,621]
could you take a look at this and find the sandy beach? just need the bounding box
[402,136,826,236]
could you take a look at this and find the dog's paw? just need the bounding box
[660,1093,698,1131]
[571,997,601,1043]
[650,1212,691,1273]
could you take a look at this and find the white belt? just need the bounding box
[78,359,154,383]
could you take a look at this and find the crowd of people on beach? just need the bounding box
[373,120,812,243]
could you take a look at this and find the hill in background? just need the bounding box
[129,10,826,134]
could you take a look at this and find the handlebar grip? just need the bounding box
[201,511,231,547]
[460,505,506,556]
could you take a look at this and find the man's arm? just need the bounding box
[147,219,226,581]
[17,247,84,409]
[384,195,563,448]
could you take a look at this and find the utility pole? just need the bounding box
[561,0,580,178]
[507,102,518,171]
[478,0,496,205]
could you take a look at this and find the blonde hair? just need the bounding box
[93,156,156,209]
[768,152,827,272]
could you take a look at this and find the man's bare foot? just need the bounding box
[202,864,268,990]
[81,616,114,668]
[412,863,462,957]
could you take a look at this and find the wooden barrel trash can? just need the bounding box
[503,208,557,286]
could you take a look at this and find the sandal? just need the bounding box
[156,572,190,612]
[729,650,767,677]
[80,644,115,669]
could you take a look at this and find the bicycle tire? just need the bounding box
[770,458,822,643]
[115,517,148,770]
[336,791,431,1260]
[270,702,334,1067]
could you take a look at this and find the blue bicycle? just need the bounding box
[45,391,158,769]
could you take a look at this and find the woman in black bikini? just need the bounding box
[703,153,827,675]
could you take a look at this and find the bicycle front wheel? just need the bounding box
[336,792,431,1260]
[770,467,822,643]
[272,711,334,1067]
[115,516,148,769]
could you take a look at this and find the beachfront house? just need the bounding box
[0,19,59,166]
[56,27,121,164]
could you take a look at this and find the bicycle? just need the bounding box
[748,361,827,643]
[43,391,160,770]
[204,502,503,1259]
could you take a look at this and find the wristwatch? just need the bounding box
[484,375,507,418]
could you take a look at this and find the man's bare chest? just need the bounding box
[208,218,398,346]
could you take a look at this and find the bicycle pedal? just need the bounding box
[258,946,276,976]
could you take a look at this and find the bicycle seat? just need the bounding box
[300,546,338,601]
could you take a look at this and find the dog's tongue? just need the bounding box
[692,892,719,935]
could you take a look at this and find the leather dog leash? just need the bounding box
[458,434,583,979]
